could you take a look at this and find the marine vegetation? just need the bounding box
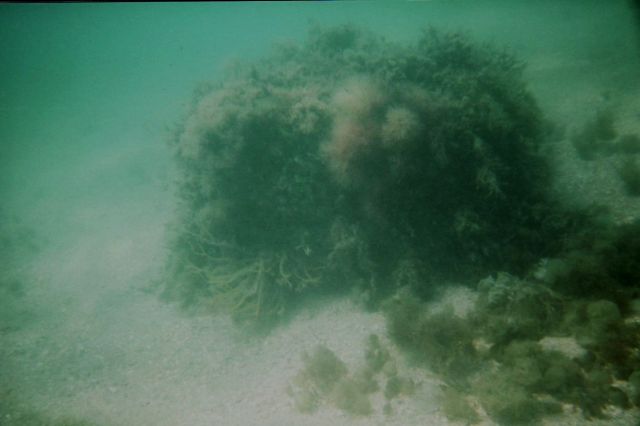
[162,22,640,424]
[383,265,640,424]
[164,24,584,327]
[475,273,564,346]
[544,218,640,305]
[287,335,416,416]
[383,291,479,387]
[287,344,348,413]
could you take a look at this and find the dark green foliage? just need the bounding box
[383,291,479,386]
[565,300,640,380]
[582,300,622,343]
[542,355,583,394]
[383,272,640,424]
[492,342,602,415]
[474,371,562,425]
[496,341,547,389]
[476,273,564,346]
[328,29,564,283]
[590,110,618,142]
[474,339,632,421]
[166,24,640,421]
[629,370,640,406]
[165,24,579,326]
[485,296,640,417]
[547,219,640,303]
[413,309,479,386]
[546,253,618,301]
[598,221,640,289]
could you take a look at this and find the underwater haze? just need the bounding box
[2,2,640,425]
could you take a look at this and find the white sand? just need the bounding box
[5,200,448,425]
[5,208,638,425]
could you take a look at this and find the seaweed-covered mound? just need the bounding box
[384,272,640,424]
[164,25,575,327]
[541,219,640,303]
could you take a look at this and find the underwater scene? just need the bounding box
[2,2,640,425]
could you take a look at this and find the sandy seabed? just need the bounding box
[3,173,639,426]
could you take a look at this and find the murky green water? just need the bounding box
[1,2,639,425]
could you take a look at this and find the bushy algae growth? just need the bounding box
[384,291,478,387]
[383,264,640,424]
[164,24,580,327]
[288,336,416,416]
[288,344,348,413]
[476,273,564,346]
[160,22,640,424]
[545,219,640,305]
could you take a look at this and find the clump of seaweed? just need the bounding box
[383,290,479,387]
[288,335,416,416]
[488,338,637,419]
[383,259,640,425]
[473,367,563,425]
[288,345,348,413]
[545,219,640,305]
[475,273,564,346]
[563,299,640,380]
[165,227,323,329]
[164,24,582,327]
